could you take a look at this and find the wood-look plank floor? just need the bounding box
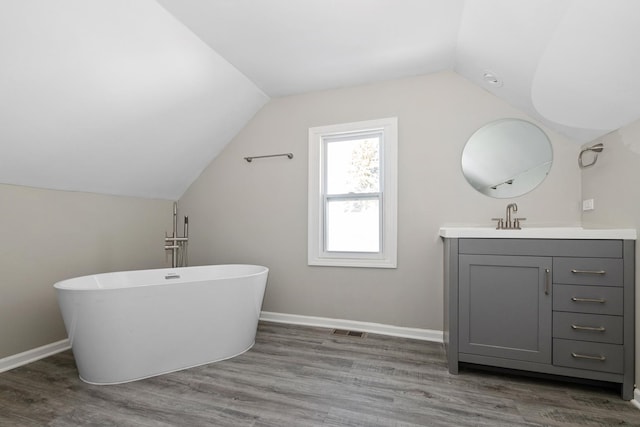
[1,321,639,426]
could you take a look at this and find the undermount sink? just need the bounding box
[438,227,637,240]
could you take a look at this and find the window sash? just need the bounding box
[323,193,383,254]
[322,130,383,196]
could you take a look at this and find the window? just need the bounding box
[308,117,397,268]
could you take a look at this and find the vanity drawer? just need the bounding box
[553,339,623,373]
[553,258,623,286]
[553,284,623,315]
[553,312,623,344]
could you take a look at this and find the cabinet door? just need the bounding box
[459,255,552,363]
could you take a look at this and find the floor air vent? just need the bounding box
[331,329,367,338]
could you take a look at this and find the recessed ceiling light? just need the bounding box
[483,70,503,87]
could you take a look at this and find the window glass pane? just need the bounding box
[326,135,380,194]
[326,199,379,252]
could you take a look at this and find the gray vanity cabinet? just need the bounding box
[443,238,635,400]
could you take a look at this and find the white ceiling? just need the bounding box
[2,0,639,199]
[156,0,464,97]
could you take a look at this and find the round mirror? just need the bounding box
[461,119,553,198]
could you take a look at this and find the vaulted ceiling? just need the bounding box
[2,0,639,199]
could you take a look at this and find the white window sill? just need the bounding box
[308,256,397,269]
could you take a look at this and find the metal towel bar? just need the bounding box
[244,153,294,162]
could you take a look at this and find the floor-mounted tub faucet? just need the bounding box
[164,202,189,268]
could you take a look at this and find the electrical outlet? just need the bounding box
[582,198,595,211]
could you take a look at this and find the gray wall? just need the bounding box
[179,71,582,331]
[0,184,173,359]
[580,118,640,392]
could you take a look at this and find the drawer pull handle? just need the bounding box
[571,297,606,304]
[571,269,606,275]
[571,324,606,332]
[544,268,550,295]
[571,352,606,361]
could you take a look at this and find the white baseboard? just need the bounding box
[632,389,640,410]
[0,339,70,374]
[260,311,443,343]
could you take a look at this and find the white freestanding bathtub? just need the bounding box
[54,264,268,385]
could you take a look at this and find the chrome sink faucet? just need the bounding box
[492,203,526,229]
[506,203,517,227]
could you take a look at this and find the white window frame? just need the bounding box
[308,117,397,268]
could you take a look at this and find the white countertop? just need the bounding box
[439,227,637,240]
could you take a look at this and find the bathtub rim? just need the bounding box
[53,264,269,291]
